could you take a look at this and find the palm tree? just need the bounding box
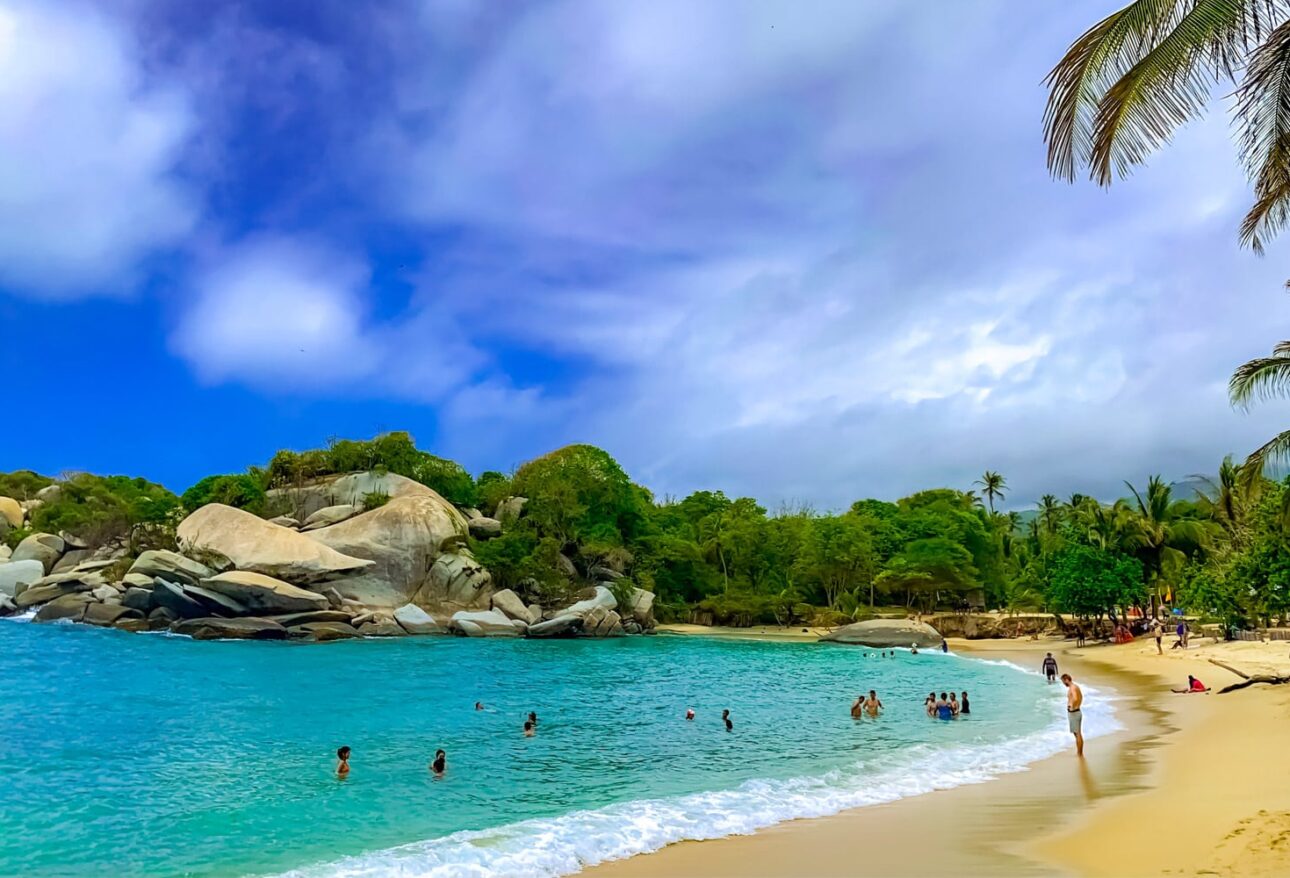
[1045,3,1290,251]
[973,471,1007,514]
[1230,329,1290,481]
[1121,476,1214,613]
[1192,455,1253,536]
[1038,494,1063,537]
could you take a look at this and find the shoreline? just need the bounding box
[589,627,1290,877]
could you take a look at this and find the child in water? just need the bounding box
[336,746,351,777]
[722,709,733,731]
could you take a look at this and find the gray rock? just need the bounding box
[200,571,329,614]
[128,550,214,587]
[0,496,22,528]
[468,517,502,539]
[82,603,144,627]
[34,484,62,504]
[414,551,492,609]
[122,587,156,613]
[177,504,373,584]
[581,604,611,636]
[490,589,530,622]
[287,621,361,641]
[268,516,300,529]
[183,584,249,617]
[461,507,484,520]
[71,559,118,574]
[358,618,406,637]
[267,610,355,626]
[450,609,521,636]
[525,602,543,625]
[624,588,656,627]
[51,549,93,574]
[0,559,45,597]
[555,553,578,579]
[0,595,16,617]
[122,572,156,589]
[172,617,289,640]
[562,585,618,619]
[90,584,119,602]
[527,614,583,638]
[34,593,94,622]
[151,580,209,620]
[301,504,361,531]
[266,471,435,521]
[820,619,943,649]
[494,496,527,522]
[321,586,344,609]
[148,607,179,630]
[58,531,90,550]
[12,533,65,573]
[114,617,150,633]
[392,603,447,635]
[0,544,11,561]
[589,565,624,581]
[14,571,104,608]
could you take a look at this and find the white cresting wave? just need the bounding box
[276,667,1121,878]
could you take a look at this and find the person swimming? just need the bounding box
[960,690,971,715]
[864,690,883,718]
[336,746,351,777]
[528,711,538,728]
[474,701,484,710]
[722,709,733,731]
[685,708,695,720]
[523,720,535,737]
[910,643,919,655]
[431,749,446,774]
[936,692,953,720]
[851,695,864,719]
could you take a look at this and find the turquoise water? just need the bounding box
[0,618,1113,877]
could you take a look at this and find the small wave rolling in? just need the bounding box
[0,619,1116,877]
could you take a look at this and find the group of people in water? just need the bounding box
[335,705,540,777]
[924,690,970,719]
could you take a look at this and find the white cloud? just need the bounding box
[0,0,195,296]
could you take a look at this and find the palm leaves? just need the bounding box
[973,470,1007,514]
[1046,0,1290,249]
[1230,333,1290,479]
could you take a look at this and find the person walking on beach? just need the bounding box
[1061,673,1084,757]
[1042,652,1058,683]
[722,709,734,731]
[1152,619,1163,655]
[431,749,447,775]
[336,746,351,777]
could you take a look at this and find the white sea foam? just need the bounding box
[0,609,35,622]
[277,663,1121,878]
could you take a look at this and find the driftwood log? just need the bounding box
[1208,658,1290,694]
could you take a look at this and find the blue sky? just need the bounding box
[2,0,1288,509]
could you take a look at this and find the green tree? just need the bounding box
[876,537,978,610]
[181,474,266,514]
[1121,476,1214,612]
[1047,544,1144,623]
[1045,3,1290,251]
[973,470,1007,514]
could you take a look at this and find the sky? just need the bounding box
[1,0,1288,511]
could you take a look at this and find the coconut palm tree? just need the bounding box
[1192,455,1254,536]
[1045,2,1290,251]
[1121,476,1215,613]
[1038,494,1063,537]
[973,471,1007,514]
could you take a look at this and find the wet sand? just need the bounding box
[590,629,1290,877]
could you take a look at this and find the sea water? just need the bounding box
[0,618,1117,877]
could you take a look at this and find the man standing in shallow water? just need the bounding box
[1062,673,1084,757]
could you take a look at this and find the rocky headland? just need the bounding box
[0,472,655,642]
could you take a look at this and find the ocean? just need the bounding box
[0,616,1117,877]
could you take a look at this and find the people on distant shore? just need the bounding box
[1075,627,1086,648]
[1172,675,1209,693]
[960,691,970,715]
[336,746,351,777]
[1151,619,1163,655]
[1042,652,1058,683]
[431,749,447,774]
[722,709,733,731]
[1061,673,1084,757]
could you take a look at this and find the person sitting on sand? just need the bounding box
[936,693,953,721]
[948,692,961,716]
[851,696,864,719]
[960,690,970,715]
[722,709,734,731]
[1172,675,1210,693]
[336,746,351,777]
[865,690,883,718]
[523,720,535,737]
[685,708,695,721]
[1042,652,1058,683]
[431,749,447,774]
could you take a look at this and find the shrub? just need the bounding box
[29,473,180,550]
[0,470,54,501]
[181,474,267,514]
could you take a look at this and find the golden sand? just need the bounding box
[589,629,1290,877]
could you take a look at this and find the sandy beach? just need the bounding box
[591,627,1290,877]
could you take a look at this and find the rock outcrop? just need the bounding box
[468,517,502,539]
[301,504,360,531]
[306,486,471,608]
[267,471,432,521]
[288,621,361,641]
[820,619,943,648]
[0,559,45,597]
[411,551,492,610]
[12,533,65,573]
[0,496,23,528]
[489,588,530,622]
[172,617,289,641]
[200,571,330,614]
[392,603,445,635]
[177,504,373,584]
[450,609,523,637]
[128,550,214,587]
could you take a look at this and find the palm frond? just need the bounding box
[1236,18,1290,252]
[1090,0,1269,184]
[1044,0,1188,183]
[1242,427,1290,481]
[1228,346,1290,406]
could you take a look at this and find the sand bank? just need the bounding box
[589,629,1290,877]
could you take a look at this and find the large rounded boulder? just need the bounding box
[177,504,373,584]
[306,486,472,609]
[820,618,943,648]
[266,472,435,522]
[200,571,330,614]
[0,496,23,528]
